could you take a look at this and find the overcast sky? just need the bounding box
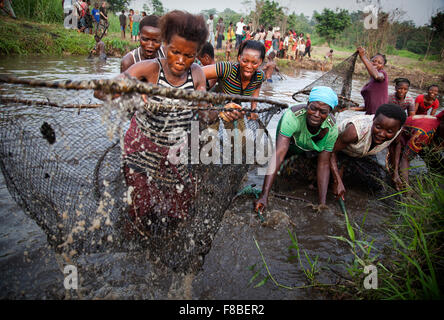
[129,0,444,26]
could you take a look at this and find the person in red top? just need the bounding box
[302,34,311,58]
[390,110,444,189]
[413,84,440,115]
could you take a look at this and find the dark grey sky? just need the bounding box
[130,0,443,26]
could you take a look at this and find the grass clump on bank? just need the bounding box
[12,0,62,24]
[0,15,137,56]
[328,170,443,299]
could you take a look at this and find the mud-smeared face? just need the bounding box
[306,101,330,128]
[140,26,161,59]
[395,82,409,100]
[165,35,198,77]
[371,114,401,145]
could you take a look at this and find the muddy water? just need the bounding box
[0,56,425,299]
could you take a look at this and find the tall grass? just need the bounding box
[378,172,443,299]
[12,0,63,24]
[249,167,443,299]
[332,170,443,299]
[107,13,122,34]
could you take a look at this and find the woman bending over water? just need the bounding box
[255,86,339,212]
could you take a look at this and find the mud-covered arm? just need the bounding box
[255,134,291,210]
[191,64,219,124]
[357,47,384,81]
[329,123,358,199]
[317,150,331,205]
[390,135,404,190]
[94,60,158,100]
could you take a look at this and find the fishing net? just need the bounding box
[0,53,362,272]
[0,75,284,272]
[292,52,359,111]
[281,52,393,192]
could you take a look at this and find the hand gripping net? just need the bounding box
[0,75,286,272]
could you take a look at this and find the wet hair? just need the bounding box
[330,49,333,53]
[375,104,407,126]
[237,40,266,61]
[394,78,410,87]
[427,84,439,91]
[140,15,160,31]
[199,42,214,59]
[159,10,208,51]
[371,53,387,65]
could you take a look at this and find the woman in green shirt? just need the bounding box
[255,86,339,211]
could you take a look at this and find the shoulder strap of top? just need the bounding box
[156,58,164,85]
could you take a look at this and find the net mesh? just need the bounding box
[292,52,359,111]
[0,54,358,272]
[0,77,280,272]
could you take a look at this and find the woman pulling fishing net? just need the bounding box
[255,86,339,213]
[95,11,224,234]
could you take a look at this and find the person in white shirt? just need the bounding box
[283,32,289,59]
[207,14,215,47]
[235,17,245,49]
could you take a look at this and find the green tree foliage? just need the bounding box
[258,0,284,28]
[217,8,242,30]
[200,8,217,19]
[141,0,164,15]
[151,0,165,16]
[313,8,351,45]
[107,0,130,13]
[287,12,314,34]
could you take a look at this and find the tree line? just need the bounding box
[9,0,443,60]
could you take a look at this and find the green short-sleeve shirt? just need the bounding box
[277,107,338,153]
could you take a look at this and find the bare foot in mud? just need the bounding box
[305,203,329,213]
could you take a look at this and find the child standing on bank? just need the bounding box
[225,39,233,61]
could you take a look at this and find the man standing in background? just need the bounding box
[91,2,100,35]
[119,10,126,39]
[216,17,225,50]
[235,17,245,49]
[207,14,215,47]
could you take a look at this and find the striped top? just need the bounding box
[125,59,196,186]
[215,61,265,96]
[135,58,195,147]
[388,93,415,114]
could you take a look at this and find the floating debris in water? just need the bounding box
[40,122,56,144]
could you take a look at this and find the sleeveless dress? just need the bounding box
[129,46,165,65]
[123,59,195,220]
